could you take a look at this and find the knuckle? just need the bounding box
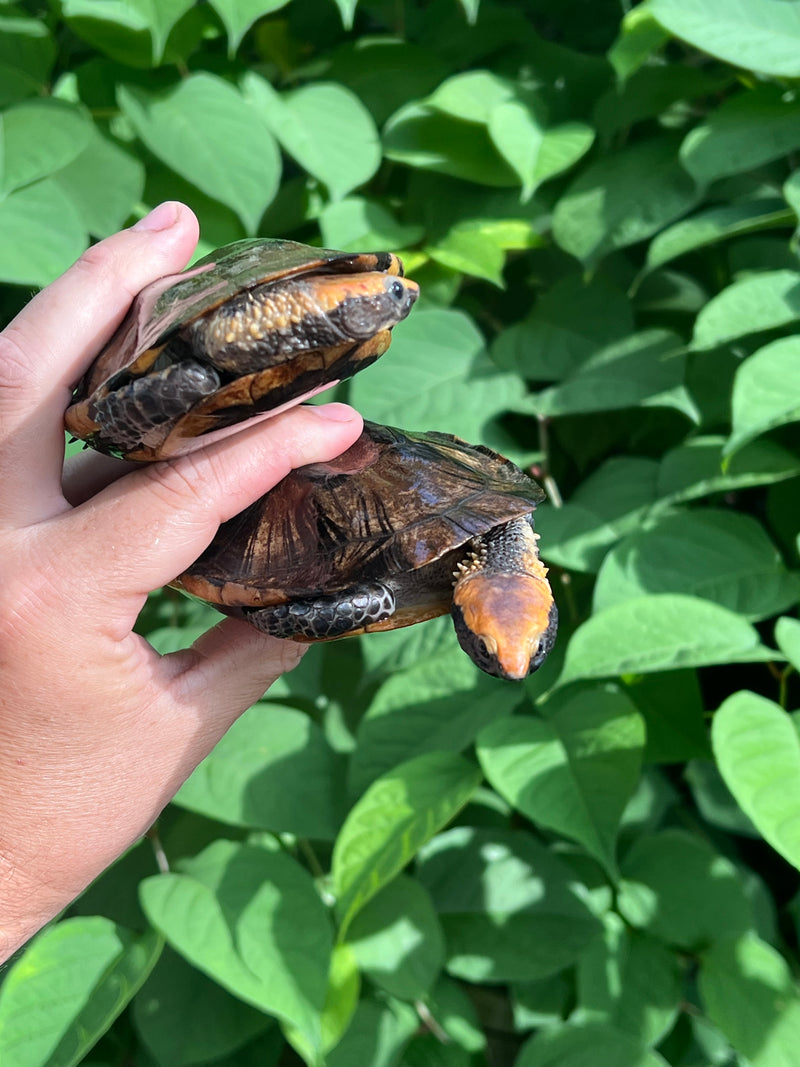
[141,451,219,515]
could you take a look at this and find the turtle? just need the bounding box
[64,238,419,461]
[173,421,558,680]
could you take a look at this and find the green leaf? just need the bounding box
[349,307,526,442]
[489,101,593,200]
[575,916,682,1047]
[529,329,697,422]
[327,39,449,128]
[776,616,800,671]
[63,0,195,64]
[657,435,800,505]
[132,946,271,1066]
[318,196,424,252]
[727,337,800,454]
[383,103,518,187]
[512,975,572,1030]
[0,15,55,104]
[650,0,800,77]
[552,137,701,266]
[418,827,603,982]
[559,594,778,686]
[118,74,281,233]
[595,60,732,142]
[210,0,290,55]
[0,178,87,286]
[325,995,417,1067]
[692,270,800,350]
[0,98,91,194]
[643,199,792,275]
[700,933,800,1067]
[456,0,480,23]
[140,840,332,1056]
[685,758,760,838]
[492,275,634,381]
[516,1022,670,1067]
[712,691,800,872]
[174,702,344,839]
[536,458,659,574]
[51,126,144,237]
[427,70,515,124]
[285,944,360,1063]
[426,219,507,285]
[618,829,752,949]
[624,670,710,764]
[593,509,800,621]
[477,686,645,876]
[0,917,161,1067]
[783,167,800,218]
[346,875,445,1000]
[351,649,521,795]
[680,85,800,184]
[245,74,380,200]
[608,6,671,81]
[330,0,359,29]
[332,751,481,936]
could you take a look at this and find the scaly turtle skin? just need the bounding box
[64,238,419,461]
[173,422,557,680]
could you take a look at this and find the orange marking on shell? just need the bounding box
[454,571,554,680]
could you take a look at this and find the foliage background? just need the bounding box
[2,0,800,1064]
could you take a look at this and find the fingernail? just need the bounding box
[132,201,180,232]
[311,403,360,422]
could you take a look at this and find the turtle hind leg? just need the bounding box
[242,582,396,640]
[89,360,221,454]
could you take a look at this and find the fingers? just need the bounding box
[164,618,306,739]
[59,403,363,617]
[0,203,200,523]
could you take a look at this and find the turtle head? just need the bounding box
[310,272,419,340]
[451,570,558,680]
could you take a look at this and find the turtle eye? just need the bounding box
[388,278,407,302]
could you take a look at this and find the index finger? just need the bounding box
[0,203,200,524]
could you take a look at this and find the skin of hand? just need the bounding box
[0,202,364,963]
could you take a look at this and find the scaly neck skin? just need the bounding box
[451,516,556,680]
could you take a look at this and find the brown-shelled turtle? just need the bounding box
[173,421,557,680]
[64,238,419,461]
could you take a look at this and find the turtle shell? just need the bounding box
[65,239,417,461]
[174,421,545,634]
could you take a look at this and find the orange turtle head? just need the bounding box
[451,570,557,680]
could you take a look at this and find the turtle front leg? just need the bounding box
[242,582,397,640]
[451,515,557,680]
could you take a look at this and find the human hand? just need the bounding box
[0,203,363,962]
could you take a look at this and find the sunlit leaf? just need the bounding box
[713,691,800,872]
[727,337,800,454]
[650,0,800,77]
[118,74,280,233]
[332,752,481,936]
[0,918,161,1067]
[559,595,778,685]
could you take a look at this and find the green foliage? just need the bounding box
[1,0,800,1064]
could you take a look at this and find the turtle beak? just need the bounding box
[451,572,557,680]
